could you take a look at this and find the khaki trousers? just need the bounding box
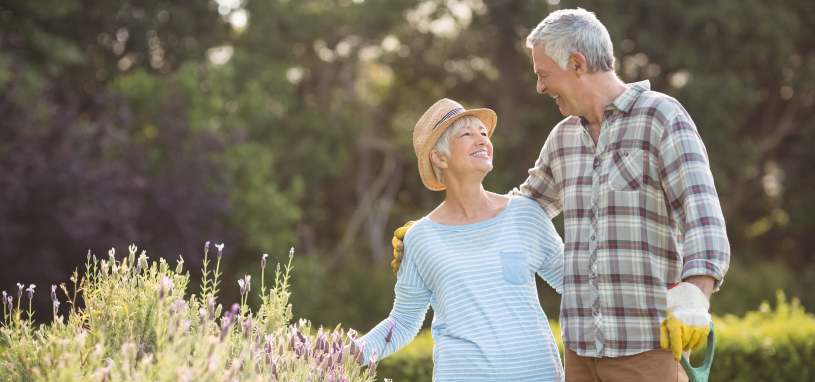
[565,348,689,382]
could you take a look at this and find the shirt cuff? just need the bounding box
[681,259,726,292]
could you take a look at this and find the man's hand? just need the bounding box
[390,221,414,273]
[660,282,711,359]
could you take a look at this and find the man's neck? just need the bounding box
[580,72,627,136]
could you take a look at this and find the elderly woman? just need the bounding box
[358,98,565,381]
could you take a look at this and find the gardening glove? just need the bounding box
[390,220,415,273]
[660,282,711,360]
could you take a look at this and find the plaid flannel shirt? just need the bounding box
[519,81,730,357]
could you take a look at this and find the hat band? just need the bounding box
[432,107,465,130]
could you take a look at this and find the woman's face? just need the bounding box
[446,120,493,175]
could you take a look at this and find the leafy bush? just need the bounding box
[0,244,377,381]
[707,291,815,381]
[378,292,815,382]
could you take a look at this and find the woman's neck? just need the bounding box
[431,179,508,225]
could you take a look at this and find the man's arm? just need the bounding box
[659,108,731,291]
[515,131,562,219]
[683,275,714,299]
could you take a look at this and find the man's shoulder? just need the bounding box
[631,89,688,122]
[540,116,584,151]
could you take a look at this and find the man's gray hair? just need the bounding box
[525,8,615,73]
[431,115,484,185]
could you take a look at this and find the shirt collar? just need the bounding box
[606,80,651,113]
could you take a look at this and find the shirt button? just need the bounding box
[590,235,596,241]
[593,158,600,169]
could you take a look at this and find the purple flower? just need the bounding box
[16,283,23,301]
[315,329,329,353]
[219,315,234,341]
[169,298,187,314]
[369,349,379,374]
[238,275,251,297]
[241,317,252,336]
[261,253,269,269]
[385,319,395,343]
[25,284,35,301]
[157,276,174,299]
[215,243,225,258]
[204,299,215,321]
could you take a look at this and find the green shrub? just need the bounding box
[0,244,377,381]
[378,291,815,382]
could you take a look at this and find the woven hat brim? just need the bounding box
[418,108,497,191]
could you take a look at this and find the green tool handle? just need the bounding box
[680,323,715,382]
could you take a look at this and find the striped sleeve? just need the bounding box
[658,107,730,289]
[533,204,565,295]
[359,235,431,363]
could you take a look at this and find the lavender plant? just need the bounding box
[0,244,376,381]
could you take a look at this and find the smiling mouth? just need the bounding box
[470,150,490,159]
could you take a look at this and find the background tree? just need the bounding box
[1,0,813,329]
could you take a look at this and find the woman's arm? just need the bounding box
[358,247,431,364]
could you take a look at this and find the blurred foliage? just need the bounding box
[1,0,814,332]
[378,292,815,382]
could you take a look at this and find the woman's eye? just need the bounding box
[481,132,487,136]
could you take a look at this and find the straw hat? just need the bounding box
[413,98,497,191]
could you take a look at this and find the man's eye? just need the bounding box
[481,132,487,136]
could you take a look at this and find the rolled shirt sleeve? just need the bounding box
[658,109,731,289]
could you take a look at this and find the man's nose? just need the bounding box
[537,81,546,95]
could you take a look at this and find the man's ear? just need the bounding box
[430,150,448,169]
[569,52,589,76]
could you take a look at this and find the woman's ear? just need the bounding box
[430,149,448,169]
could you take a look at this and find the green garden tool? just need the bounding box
[680,323,715,382]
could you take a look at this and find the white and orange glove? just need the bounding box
[660,282,711,360]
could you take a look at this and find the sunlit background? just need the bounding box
[1,0,814,337]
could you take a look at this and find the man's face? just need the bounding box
[531,45,579,117]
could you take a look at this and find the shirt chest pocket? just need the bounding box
[607,149,645,191]
[499,251,532,285]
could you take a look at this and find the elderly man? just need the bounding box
[391,7,730,382]
[515,8,730,381]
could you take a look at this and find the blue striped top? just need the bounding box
[360,196,565,381]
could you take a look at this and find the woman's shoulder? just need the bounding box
[403,217,433,244]
[508,194,546,214]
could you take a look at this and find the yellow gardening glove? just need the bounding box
[390,220,415,273]
[660,282,711,360]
